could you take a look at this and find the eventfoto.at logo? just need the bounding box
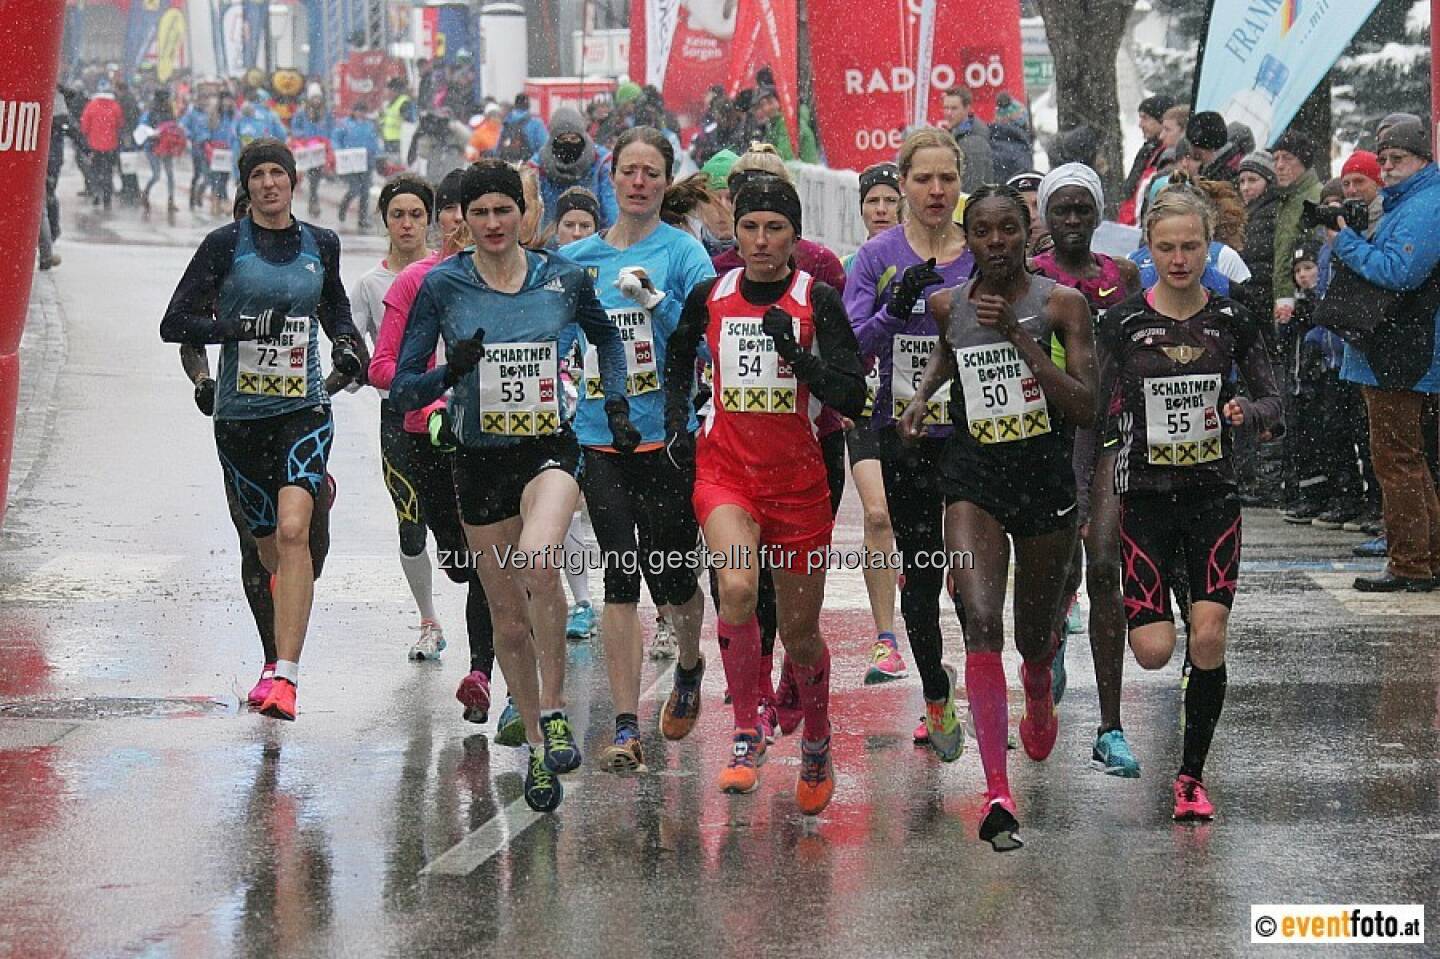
[0,100,42,153]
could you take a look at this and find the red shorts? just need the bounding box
[693,475,833,573]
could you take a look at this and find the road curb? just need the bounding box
[6,272,68,513]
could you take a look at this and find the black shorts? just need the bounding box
[943,462,1077,539]
[452,433,581,527]
[379,401,475,581]
[1119,486,1242,630]
[846,417,882,465]
[215,406,333,537]
[581,446,700,605]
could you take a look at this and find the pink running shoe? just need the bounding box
[247,662,277,708]
[912,716,930,745]
[1173,774,1215,821]
[456,671,492,724]
[1018,661,1058,761]
[864,633,909,684]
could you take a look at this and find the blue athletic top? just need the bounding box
[392,248,628,449]
[561,223,715,446]
[1130,242,1232,296]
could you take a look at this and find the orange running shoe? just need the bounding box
[795,737,834,815]
[259,677,297,721]
[717,728,766,794]
[660,656,704,741]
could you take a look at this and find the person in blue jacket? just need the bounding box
[290,91,334,217]
[533,106,619,230]
[497,92,549,160]
[391,158,638,813]
[179,97,215,211]
[1329,120,1440,592]
[160,139,368,722]
[331,101,382,229]
[560,126,715,771]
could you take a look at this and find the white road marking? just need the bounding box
[1306,572,1440,617]
[3,553,184,602]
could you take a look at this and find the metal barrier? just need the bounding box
[789,162,865,257]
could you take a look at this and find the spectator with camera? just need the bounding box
[1327,120,1440,591]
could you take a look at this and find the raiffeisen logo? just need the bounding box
[0,99,41,153]
[1281,0,1301,34]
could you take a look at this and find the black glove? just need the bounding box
[331,335,365,383]
[761,306,803,362]
[193,377,216,416]
[605,397,641,454]
[235,305,287,341]
[887,258,943,319]
[664,426,695,471]
[428,408,458,451]
[444,329,487,385]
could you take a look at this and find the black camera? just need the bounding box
[1301,198,1370,233]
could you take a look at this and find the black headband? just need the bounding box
[460,163,526,213]
[435,169,465,210]
[555,191,600,224]
[858,163,900,205]
[733,177,802,235]
[238,138,297,187]
[378,177,435,220]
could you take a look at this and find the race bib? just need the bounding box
[1143,374,1222,466]
[333,147,369,175]
[717,317,799,415]
[955,342,1050,444]
[208,148,233,173]
[583,308,660,399]
[477,341,560,436]
[863,361,881,417]
[890,334,951,425]
[237,315,310,398]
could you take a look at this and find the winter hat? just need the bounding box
[994,92,1026,125]
[701,149,740,191]
[1377,120,1432,160]
[1187,111,1228,151]
[1271,129,1315,168]
[614,82,643,106]
[435,168,466,210]
[1293,239,1322,268]
[238,137,298,186]
[1006,171,1043,194]
[1038,162,1104,220]
[539,107,596,183]
[858,162,901,205]
[1340,150,1382,185]
[1238,150,1276,183]
[1227,121,1255,157]
[733,177,802,235]
[1138,94,1176,122]
[1377,112,1423,139]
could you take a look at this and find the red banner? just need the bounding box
[808,0,1023,172]
[0,0,66,526]
[726,0,798,154]
[628,0,735,124]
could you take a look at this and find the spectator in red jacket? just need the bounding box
[79,79,124,211]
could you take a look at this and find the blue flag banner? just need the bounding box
[1194,0,1382,148]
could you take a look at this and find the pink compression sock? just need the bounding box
[717,616,762,729]
[966,651,1011,800]
[758,651,776,703]
[790,646,832,742]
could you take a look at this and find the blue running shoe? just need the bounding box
[565,601,595,640]
[524,746,563,812]
[1064,595,1084,636]
[1091,729,1141,778]
[494,698,526,747]
[542,712,582,773]
[1352,535,1387,558]
[1050,637,1068,705]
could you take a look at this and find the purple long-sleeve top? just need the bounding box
[844,224,974,436]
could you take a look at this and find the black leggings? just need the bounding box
[380,401,495,675]
[711,429,847,656]
[881,432,949,701]
[581,446,699,606]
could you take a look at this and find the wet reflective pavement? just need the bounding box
[2,212,1437,956]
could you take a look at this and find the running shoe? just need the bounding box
[864,633,908,684]
[649,616,677,659]
[924,693,965,762]
[774,663,802,736]
[660,656,704,740]
[1064,594,1084,635]
[795,737,835,815]
[979,795,1023,851]
[1172,774,1215,821]
[1352,535,1388,558]
[456,670,491,724]
[542,713,582,774]
[565,601,595,640]
[717,728,766,794]
[494,698,526,747]
[409,620,446,661]
[912,717,929,745]
[246,662,277,708]
[1091,729,1141,778]
[1019,662,1058,762]
[600,727,646,773]
[259,677,297,722]
[524,746,564,812]
[1050,637,1068,705]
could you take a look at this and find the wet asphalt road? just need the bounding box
[1,190,1436,958]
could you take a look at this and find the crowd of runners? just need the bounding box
[160,122,1281,850]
